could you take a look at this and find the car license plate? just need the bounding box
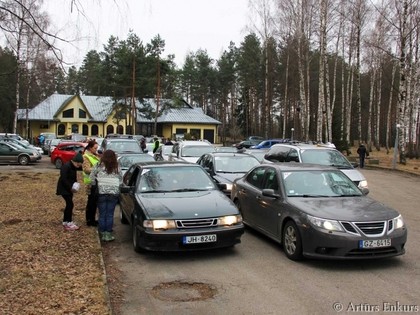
[359,239,391,248]
[183,234,217,244]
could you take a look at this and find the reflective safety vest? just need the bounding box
[83,153,100,184]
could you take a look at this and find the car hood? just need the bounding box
[340,169,365,182]
[214,173,246,183]
[288,196,399,221]
[138,190,239,219]
[179,156,200,163]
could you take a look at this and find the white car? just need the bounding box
[168,140,215,163]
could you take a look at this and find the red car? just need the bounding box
[50,141,87,169]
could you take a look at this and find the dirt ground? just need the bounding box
[0,146,418,314]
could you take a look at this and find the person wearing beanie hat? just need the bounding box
[72,152,84,163]
[56,151,83,231]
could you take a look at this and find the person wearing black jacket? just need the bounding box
[56,152,83,231]
[357,143,369,168]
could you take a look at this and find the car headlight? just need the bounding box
[218,215,242,226]
[393,215,405,229]
[143,219,176,230]
[225,183,233,191]
[307,215,344,232]
[358,180,368,189]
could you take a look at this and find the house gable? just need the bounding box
[54,95,93,122]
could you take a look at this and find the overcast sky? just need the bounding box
[43,0,251,68]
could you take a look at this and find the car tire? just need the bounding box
[120,208,129,224]
[18,155,30,165]
[132,223,145,253]
[282,221,303,261]
[54,158,63,169]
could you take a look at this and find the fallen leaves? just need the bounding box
[0,172,111,315]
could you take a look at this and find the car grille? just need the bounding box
[176,218,218,229]
[340,220,391,237]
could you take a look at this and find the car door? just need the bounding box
[120,166,140,222]
[253,167,283,238]
[237,167,266,225]
[0,143,16,163]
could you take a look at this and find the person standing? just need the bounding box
[90,150,122,242]
[56,152,83,231]
[152,137,160,153]
[82,140,101,226]
[357,143,369,168]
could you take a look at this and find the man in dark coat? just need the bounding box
[56,152,83,230]
[357,143,369,168]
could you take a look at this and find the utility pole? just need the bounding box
[131,56,136,135]
[154,56,160,135]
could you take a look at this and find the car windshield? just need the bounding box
[107,141,141,153]
[300,149,352,168]
[181,146,214,157]
[215,155,260,173]
[282,170,362,197]
[118,154,154,169]
[137,166,216,193]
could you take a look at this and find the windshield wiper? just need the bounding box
[170,188,205,192]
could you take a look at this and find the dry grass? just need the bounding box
[348,146,420,176]
[0,171,111,315]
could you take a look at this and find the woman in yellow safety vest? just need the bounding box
[82,140,101,226]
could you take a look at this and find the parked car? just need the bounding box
[119,161,244,252]
[168,140,215,163]
[50,141,87,169]
[0,142,38,165]
[197,152,261,196]
[250,139,285,149]
[231,163,407,261]
[47,138,62,156]
[263,143,368,190]
[117,153,155,177]
[153,144,173,161]
[100,135,143,155]
[0,138,42,160]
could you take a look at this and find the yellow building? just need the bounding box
[18,94,221,143]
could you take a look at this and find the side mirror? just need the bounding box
[120,185,135,194]
[360,187,369,195]
[262,188,279,198]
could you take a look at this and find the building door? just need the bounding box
[203,129,214,143]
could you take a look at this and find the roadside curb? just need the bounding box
[96,230,114,315]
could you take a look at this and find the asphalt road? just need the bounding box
[3,159,418,314]
[106,168,420,315]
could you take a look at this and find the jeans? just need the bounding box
[97,194,118,233]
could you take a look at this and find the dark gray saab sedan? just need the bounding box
[119,161,244,252]
[231,163,407,261]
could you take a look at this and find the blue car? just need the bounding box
[251,139,284,149]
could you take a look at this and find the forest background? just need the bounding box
[1,0,420,162]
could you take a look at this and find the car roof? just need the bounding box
[56,141,87,147]
[204,152,258,157]
[178,140,212,146]
[132,161,198,168]
[261,162,338,172]
[270,143,337,150]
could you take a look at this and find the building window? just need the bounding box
[63,108,74,118]
[82,124,88,135]
[91,125,99,136]
[117,125,124,134]
[72,124,79,133]
[106,125,114,135]
[190,128,201,140]
[58,124,65,135]
[79,109,87,118]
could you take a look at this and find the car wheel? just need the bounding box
[132,223,145,253]
[55,158,63,169]
[18,155,30,165]
[120,208,129,224]
[282,221,303,261]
